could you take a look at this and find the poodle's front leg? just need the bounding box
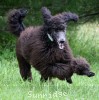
[40,76,52,82]
[40,76,48,82]
[66,77,72,84]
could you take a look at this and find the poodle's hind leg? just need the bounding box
[16,53,32,81]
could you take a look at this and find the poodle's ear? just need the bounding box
[41,7,52,24]
[62,12,79,23]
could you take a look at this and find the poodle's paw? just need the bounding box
[66,78,73,84]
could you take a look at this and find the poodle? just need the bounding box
[7,7,95,83]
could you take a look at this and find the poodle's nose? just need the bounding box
[60,40,65,44]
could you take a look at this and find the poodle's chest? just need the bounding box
[23,41,67,66]
[32,48,66,65]
[49,49,66,63]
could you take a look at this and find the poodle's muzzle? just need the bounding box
[57,31,66,49]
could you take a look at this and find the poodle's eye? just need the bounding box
[52,27,56,30]
[55,28,65,32]
[55,29,59,32]
[62,29,65,32]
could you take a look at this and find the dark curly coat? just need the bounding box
[7,7,95,84]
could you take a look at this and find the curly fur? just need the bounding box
[7,7,95,83]
[8,8,27,36]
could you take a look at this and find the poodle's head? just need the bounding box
[72,57,95,77]
[41,7,79,49]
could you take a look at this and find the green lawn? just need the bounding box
[0,21,99,100]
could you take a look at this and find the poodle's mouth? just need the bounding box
[58,42,65,49]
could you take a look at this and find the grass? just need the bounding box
[0,21,99,100]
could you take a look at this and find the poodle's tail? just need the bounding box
[7,8,27,37]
